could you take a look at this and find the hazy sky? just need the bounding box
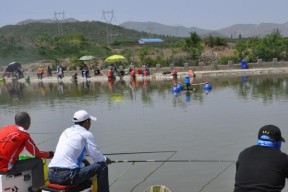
[1,0,288,30]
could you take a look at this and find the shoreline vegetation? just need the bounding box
[3,61,288,84]
[1,23,288,72]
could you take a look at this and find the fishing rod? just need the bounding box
[30,133,59,134]
[104,150,177,156]
[111,159,235,163]
[109,151,178,189]
[130,151,177,192]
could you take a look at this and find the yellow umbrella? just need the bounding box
[105,55,126,63]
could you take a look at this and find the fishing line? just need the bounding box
[37,135,58,145]
[109,151,178,188]
[108,151,177,187]
[109,163,135,187]
[197,161,235,192]
[31,133,60,146]
[129,150,177,192]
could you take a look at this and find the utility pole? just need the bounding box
[102,10,114,45]
[54,11,65,36]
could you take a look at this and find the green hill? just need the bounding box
[0,21,173,66]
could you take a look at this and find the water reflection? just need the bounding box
[1,75,288,192]
[185,91,191,102]
[1,78,24,99]
[57,82,64,95]
[0,75,288,107]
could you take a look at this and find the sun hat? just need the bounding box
[73,110,97,123]
[258,125,285,142]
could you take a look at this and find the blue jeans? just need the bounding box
[48,162,109,192]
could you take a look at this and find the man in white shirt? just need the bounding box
[48,110,111,192]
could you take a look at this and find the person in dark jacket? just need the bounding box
[234,125,288,192]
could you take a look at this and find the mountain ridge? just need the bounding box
[119,21,288,38]
[10,18,288,38]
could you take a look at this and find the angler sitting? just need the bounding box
[0,112,54,192]
[234,125,288,192]
[48,110,111,192]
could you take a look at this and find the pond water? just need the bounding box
[0,74,288,192]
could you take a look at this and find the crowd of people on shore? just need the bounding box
[37,65,64,80]
[32,63,152,81]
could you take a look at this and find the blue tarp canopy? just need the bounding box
[138,38,164,44]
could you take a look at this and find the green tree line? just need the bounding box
[0,22,287,68]
[180,30,288,65]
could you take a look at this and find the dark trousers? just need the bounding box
[7,158,44,188]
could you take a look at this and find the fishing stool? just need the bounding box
[0,170,32,191]
[41,180,92,192]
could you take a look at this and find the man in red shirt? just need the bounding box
[0,112,54,192]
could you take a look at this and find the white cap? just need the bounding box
[73,110,97,122]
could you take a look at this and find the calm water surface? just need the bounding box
[0,75,288,192]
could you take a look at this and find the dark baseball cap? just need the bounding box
[258,125,285,142]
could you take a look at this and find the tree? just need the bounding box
[139,47,150,63]
[184,32,203,62]
[255,29,286,61]
[0,35,24,57]
[235,30,287,62]
[204,35,228,47]
[36,33,91,59]
[235,40,248,61]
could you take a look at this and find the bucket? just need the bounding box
[184,75,190,85]
[91,178,98,192]
[241,60,248,69]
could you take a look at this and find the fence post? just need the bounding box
[155,64,161,72]
[228,60,233,66]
